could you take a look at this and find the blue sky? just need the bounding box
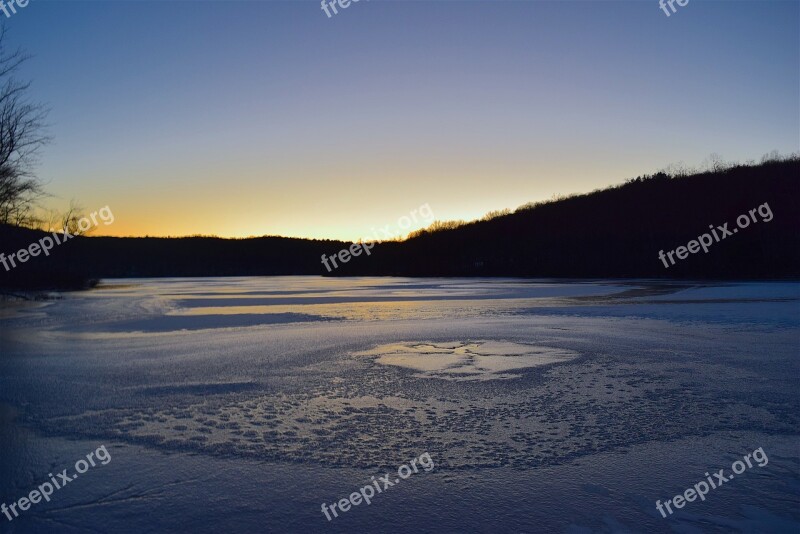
[8,0,799,238]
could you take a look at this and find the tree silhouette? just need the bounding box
[0,26,50,227]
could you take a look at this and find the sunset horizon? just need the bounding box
[7,0,796,240]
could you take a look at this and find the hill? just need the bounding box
[1,158,798,290]
[333,158,800,278]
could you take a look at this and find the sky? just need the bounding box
[8,0,800,240]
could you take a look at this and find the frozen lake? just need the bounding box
[1,277,799,532]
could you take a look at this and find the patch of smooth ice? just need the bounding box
[354,341,578,381]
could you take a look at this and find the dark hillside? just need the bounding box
[1,159,798,289]
[332,159,800,278]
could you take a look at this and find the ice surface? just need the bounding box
[354,341,578,380]
[0,277,798,532]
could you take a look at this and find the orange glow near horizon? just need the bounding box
[42,155,671,241]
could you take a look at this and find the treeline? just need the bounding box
[0,228,349,290]
[0,158,798,290]
[332,157,800,279]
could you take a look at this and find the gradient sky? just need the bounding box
[9,0,800,239]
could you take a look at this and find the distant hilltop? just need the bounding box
[1,157,798,290]
[332,157,800,279]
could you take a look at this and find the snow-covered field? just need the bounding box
[1,278,798,532]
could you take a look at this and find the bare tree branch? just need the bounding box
[0,25,50,226]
